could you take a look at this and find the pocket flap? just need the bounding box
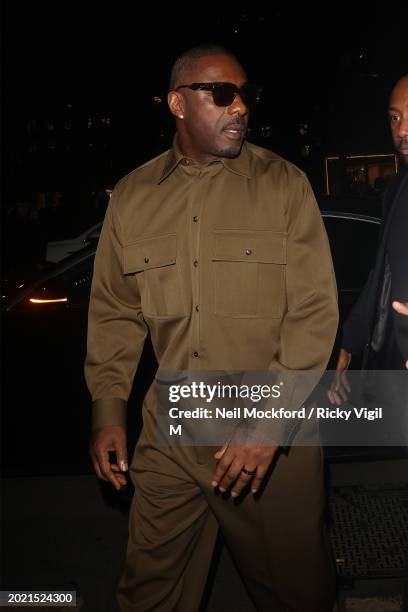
[123,234,177,274]
[212,230,286,264]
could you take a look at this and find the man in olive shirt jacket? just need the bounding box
[85,45,339,612]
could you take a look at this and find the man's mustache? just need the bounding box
[222,118,248,131]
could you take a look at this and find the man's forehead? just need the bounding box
[389,76,408,108]
[185,54,247,84]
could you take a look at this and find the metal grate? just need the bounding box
[329,485,408,578]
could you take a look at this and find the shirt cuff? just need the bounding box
[92,397,127,430]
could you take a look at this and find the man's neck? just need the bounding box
[176,133,221,165]
[179,147,220,166]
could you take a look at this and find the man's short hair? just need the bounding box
[169,44,240,91]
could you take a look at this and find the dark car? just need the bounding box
[1,211,385,475]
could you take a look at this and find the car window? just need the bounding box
[323,216,380,291]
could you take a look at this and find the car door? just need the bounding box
[2,250,156,475]
[2,254,95,474]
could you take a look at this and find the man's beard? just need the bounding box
[398,142,408,166]
[213,141,245,159]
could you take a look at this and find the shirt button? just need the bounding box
[245,249,252,256]
[195,305,199,312]
[193,351,199,358]
[181,158,190,166]
[144,256,150,263]
[193,260,199,267]
[193,216,199,222]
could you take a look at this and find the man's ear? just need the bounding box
[168,91,185,119]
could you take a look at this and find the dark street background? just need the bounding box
[3,2,408,197]
[1,3,408,611]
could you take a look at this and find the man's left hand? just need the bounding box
[392,301,408,369]
[393,300,408,316]
[212,441,278,497]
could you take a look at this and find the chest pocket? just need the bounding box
[212,229,287,318]
[122,233,186,318]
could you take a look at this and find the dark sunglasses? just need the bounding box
[175,82,263,108]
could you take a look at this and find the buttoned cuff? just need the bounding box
[92,397,127,430]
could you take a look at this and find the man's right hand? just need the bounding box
[328,348,352,405]
[89,426,128,490]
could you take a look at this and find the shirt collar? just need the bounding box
[157,135,252,184]
[220,142,252,179]
[157,136,184,184]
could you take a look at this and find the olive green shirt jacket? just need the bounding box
[85,138,339,442]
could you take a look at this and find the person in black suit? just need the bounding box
[329,74,408,405]
[329,75,408,612]
[393,298,408,612]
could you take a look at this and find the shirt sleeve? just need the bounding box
[275,174,339,371]
[238,173,339,446]
[84,189,148,430]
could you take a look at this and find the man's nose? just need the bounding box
[398,113,408,137]
[227,93,249,117]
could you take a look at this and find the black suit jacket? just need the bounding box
[342,166,408,367]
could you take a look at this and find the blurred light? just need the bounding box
[154,97,163,103]
[29,298,68,304]
[324,153,398,195]
[300,144,311,157]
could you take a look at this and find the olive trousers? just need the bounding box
[117,414,336,612]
